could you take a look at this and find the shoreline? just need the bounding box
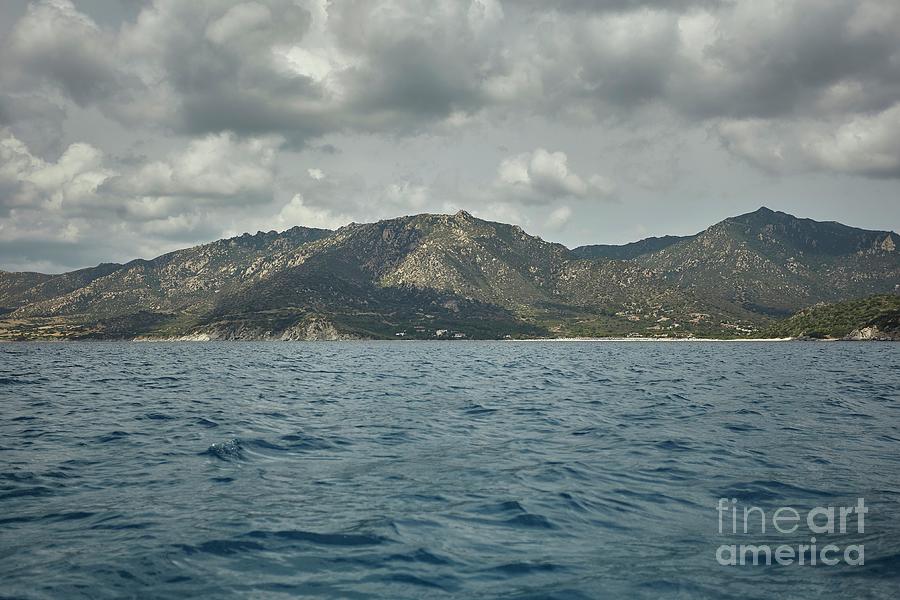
[124,334,822,342]
[6,333,897,342]
[1,336,843,343]
[508,336,796,342]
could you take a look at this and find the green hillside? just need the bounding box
[764,294,900,339]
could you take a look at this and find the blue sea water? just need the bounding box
[1,341,899,599]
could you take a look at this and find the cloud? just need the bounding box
[546,205,573,229]
[3,0,899,177]
[0,132,129,270]
[2,0,900,269]
[0,93,67,156]
[4,134,611,264]
[381,181,430,212]
[0,130,287,269]
[519,0,725,11]
[285,168,434,223]
[80,0,500,144]
[270,193,349,231]
[0,127,456,269]
[3,131,283,221]
[205,2,274,45]
[5,0,121,106]
[0,132,113,216]
[717,103,900,178]
[248,177,432,233]
[496,148,615,203]
[106,133,281,202]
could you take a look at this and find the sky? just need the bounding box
[1,0,899,273]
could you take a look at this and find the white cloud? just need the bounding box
[495,148,616,204]
[205,2,273,45]
[381,180,430,211]
[0,131,289,269]
[717,103,900,178]
[546,205,573,229]
[110,133,281,200]
[0,132,114,214]
[273,193,348,230]
[464,201,526,229]
[808,105,900,177]
[280,47,341,83]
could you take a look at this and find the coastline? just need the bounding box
[127,334,797,342]
[5,334,894,343]
[127,335,895,342]
[508,336,796,342]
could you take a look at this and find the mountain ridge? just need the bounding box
[1,208,897,340]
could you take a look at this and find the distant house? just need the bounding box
[395,332,406,337]
[435,329,448,337]
[452,332,466,338]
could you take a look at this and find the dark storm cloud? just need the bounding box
[527,0,900,122]
[3,0,122,107]
[0,93,66,155]
[667,2,900,119]
[341,37,486,125]
[135,0,330,141]
[1,1,507,145]
[4,0,899,156]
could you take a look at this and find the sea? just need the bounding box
[2,341,899,599]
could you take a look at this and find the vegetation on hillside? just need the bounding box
[0,208,897,340]
[763,294,900,339]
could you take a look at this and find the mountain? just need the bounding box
[4,226,330,317]
[0,208,897,340]
[0,271,53,313]
[764,294,900,340]
[0,263,124,314]
[629,207,899,318]
[573,235,690,260]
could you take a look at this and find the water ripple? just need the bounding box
[1,341,898,598]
